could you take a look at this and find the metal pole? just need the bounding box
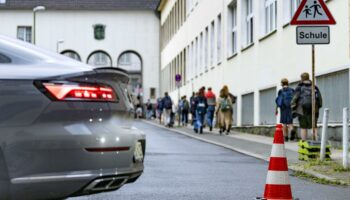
[312,44,316,141]
[33,11,36,44]
[178,84,181,126]
[343,107,349,169]
[320,108,329,161]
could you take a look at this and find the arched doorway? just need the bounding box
[61,50,81,61]
[117,51,142,98]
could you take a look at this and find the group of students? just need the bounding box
[156,85,237,135]
[275,72,323,142]
[155,72,322,141]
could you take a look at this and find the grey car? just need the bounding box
[0,35,145,200]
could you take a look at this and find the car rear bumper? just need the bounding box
[0,118,146,200]
[10,166,143,199]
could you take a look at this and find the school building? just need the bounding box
[158,0,349,139]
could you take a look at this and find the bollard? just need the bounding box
[343,108,349,169]
[320,109,329,161]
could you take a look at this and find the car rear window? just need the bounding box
[0,53,11,63]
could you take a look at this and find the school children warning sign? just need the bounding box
[290,0,336,25]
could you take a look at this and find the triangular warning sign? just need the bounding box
[291,0,336,25]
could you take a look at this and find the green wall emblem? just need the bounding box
[93,24,106,40]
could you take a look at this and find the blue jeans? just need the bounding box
[146,110,153,119]
[181,111,189,124]
[194,111,205,130]
[206,106,215,128]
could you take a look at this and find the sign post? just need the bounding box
[291,0,336,141]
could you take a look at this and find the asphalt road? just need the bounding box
[70,121,350,200]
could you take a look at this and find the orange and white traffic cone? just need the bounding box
[256,124,294,200]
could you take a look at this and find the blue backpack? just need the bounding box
[276,88,294,108]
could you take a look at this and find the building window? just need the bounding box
[118,52,142,72]
[217,14,222,63]
[228,2,238,56]
[245,0,254,46]
[17,26,32,43]
[87,51,112,67]
[264,0,277,34]
[204,27,209,69]
[210,21,215,66]
[283,0,301,24]
[150,88,156,99]
[291,0,302,18]
[61,50,81,61]
[186,46,190,81]
[93,24,106,40]
[199,32,203,73]
[190,42,194,79]
[119,53,131,65]
[195,37,198,76]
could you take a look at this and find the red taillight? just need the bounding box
[42,83,116,102]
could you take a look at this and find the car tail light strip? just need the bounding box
[42,82,116,102]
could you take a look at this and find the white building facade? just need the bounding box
[159,0,350,126]
[0,0,161,102]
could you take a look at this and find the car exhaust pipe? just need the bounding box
[84,176,128,192]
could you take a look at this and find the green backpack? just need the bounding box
[220,97,232,112]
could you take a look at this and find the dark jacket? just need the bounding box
[194,96,208,114]
[291,80,323,116]
[161,96,173,110]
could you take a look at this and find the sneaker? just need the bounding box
[194,129,198,133]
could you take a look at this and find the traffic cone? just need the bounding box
[256,124,294,200]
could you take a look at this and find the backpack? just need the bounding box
[276,88,294,108]
[163,97,172,109]
[196,98,206,114]
[300,85,313,111]
[220,97,232,112]
[182,100,189,112]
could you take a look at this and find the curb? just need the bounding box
[142,120,348,186]
[289,166,349,186]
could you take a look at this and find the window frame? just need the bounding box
[246,0,254,46]
[217,14,222,64]
[87,51,112,67]
[17,26,32,43]
[228,1,238,57]
[264,0,277,35]
[210,21,215,66]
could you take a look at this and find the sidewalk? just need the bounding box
[143,119,350,185]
